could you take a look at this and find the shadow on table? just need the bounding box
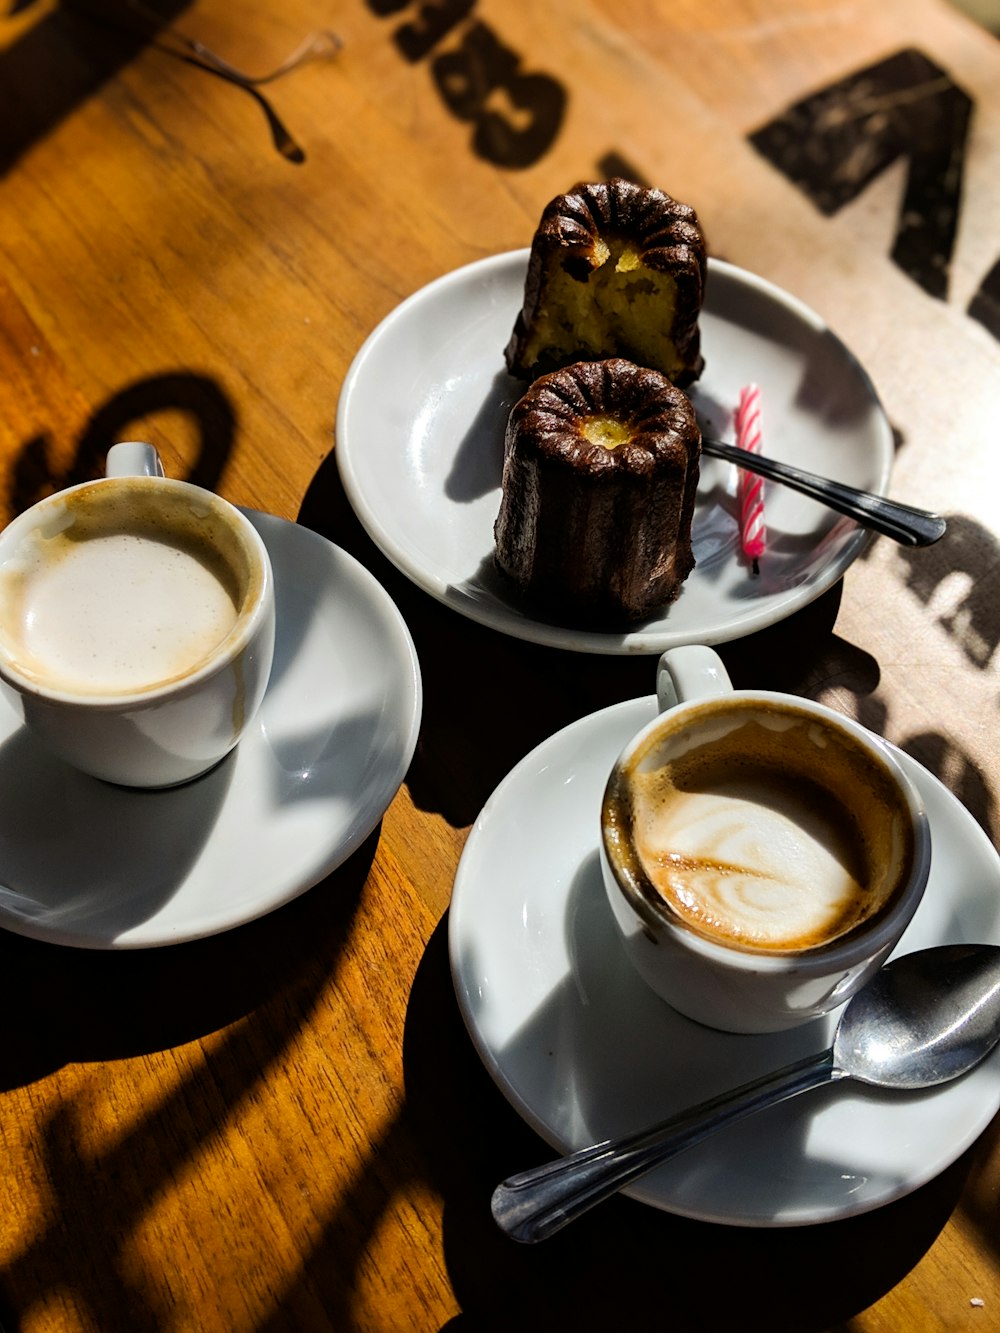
[1,0,318,174]
[303,439,1000,845]
[402,915,977,1332]
[0,1,193,179]
[6,369,238,523]
[0,825,377,1089]
[0,822,379,1329]
[297,449,852,832]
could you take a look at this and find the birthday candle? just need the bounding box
[734,382,766,570]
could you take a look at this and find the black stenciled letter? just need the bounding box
[749,48,973,300]
[393,0,475,63]
[967,256,1000,341]
[366,0,412,16]
[431,21,566,169]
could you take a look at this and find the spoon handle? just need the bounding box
[492,1049,840,1243]
[701,438,947,547]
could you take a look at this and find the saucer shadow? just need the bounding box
[404,913,972,1331]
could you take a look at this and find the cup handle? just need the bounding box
[106,441,165,479]
[656,645,733,711]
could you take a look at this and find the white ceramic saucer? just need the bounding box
[449,697,1000,1227]
[0,512,422,949]
[337,251,893,655]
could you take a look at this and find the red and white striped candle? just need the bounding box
[734,382,766,571]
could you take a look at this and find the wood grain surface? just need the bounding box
[2,1,1000,1329]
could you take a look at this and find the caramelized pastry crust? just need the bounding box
[505,178,707,386]
[494,359,701,624]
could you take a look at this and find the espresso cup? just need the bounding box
[0,442,275,787]
[601,645,931,1033]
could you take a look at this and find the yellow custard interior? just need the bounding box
[581,415,634,450]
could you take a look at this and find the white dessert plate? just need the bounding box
[0,512,422,949]
[449,696,1000,1227]
[337,250,893,655]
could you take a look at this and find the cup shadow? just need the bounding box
[0,722,234,940]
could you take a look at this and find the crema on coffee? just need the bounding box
[604,698,914,953]
[0,479,252,697]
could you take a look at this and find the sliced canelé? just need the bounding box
[505,178,707,387]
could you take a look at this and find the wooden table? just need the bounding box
[2,0,1000,1327]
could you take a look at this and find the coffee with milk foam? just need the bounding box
[0,479,253,696]
[604,698,914,953]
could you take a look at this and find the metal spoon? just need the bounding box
[492,943,1000,1243]
[701,437,947,547]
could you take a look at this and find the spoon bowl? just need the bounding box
[492,944,1000,1243]
[835,943,1000,1088]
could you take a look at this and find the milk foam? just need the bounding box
[4,529,240,693]
[608,699,911,953]
[632,774,866,949]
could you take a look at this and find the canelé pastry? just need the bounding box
[505,178,707,387]
[494,358,701,623]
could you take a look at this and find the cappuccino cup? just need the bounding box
[0,442,275,787]
[601,645,931,1033]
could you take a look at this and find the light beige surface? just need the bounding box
[1,1,1000,1328]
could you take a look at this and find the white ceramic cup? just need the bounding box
[600,645,932,1033]
[0,442,275,787]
